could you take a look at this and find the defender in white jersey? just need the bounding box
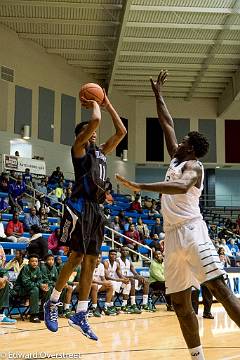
[116,70,240,360]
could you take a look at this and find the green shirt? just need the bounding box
[14,264,44,291]
[149,260,165,284]
[41,264,58,287]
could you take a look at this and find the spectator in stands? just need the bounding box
[118,210,126,228]
[5,211,25,243]
[48,229,64,256]
[0,172,9,193]
[219,238,233,257]
[9,170,17,185]
[9,175,26,213]
[41,254,59,303]
[104,249,131,314]
[148,201,160,218]
[213,238,220,251]
[35,179,48,196]
[5,250,28,278]
[234,224,240,236]
[118,246,151,312]
[55,256,64,274]
[149,233,161,251]
[218,247,231,268]
[103,208,111,225]
[15,151,19,157]
[129,194,142,213]
[124,224,140,261]
[22,168,33,187]
[62,266,81,318]
[149,251,173,311]
[105,189,114,205]
[225,218,234,230]
[63,187,72,202]
[219,253,230,269]
[143,196,152,211]
[26,225,48,261]
[12,254,48,323]
[24,207,41,231]
[150,217,163,238]
[49,167,64,185]
[227,238,239,257]
[90,254,116,316]
[54,181,64,202]
[136,217,150,242]
[209,224,218,239]
[39,207,50,232]
[124,216,133,232]
[0,248,16,324]
[111,215,123,244]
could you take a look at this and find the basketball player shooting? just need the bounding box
[44,89,127,341]
[116,70,240,360]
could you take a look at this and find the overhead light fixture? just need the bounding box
[122,149,128,162]
[22,125,30,140]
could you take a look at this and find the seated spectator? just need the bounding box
[48,229,64,256]
[227,238,239,257]
[129,194,142,213]
[0,172,9,193]
[191,285,214,319]
[15,151,19,157]
[5,211,25,243]
[35,179,48,196]
[12,254,48,323]
[104,249,131,314]
[219,238,233,257]
[124,216,134,232]
[0,248,16,324]
[118,210,126,229]
[5,250,28,279]
[26,225,48,261]
[225,218,234,230]
[105,189,114,205]
[22,168,33,187]
[61,266,81,318]
[39,207,50,232]
[149,233,161,251]
[9,170,17,185]
[90,254,116,316]
[233,224,240,236]
[111,216,123,244]
[218,247,231,268]
[118,246,151,312]
[49,167,64,185]
[124,224,141,261]
[9,175,26,213]
[41,254,59,302]
[54,181,64,202]
[24,207,41,231]
[149,251,173,311]
[55,255,64,274]
[35,195,50,215]
[63,187,72,202]
[0,195,10,212]
[150,217,163,238]
[136,217,149,242]
[143,196,152,211]
[103,208,111,223]
[212,237,220,252]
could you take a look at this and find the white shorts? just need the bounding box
[164,218,225,295]
[110,280,131,295]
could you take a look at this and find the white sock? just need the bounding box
[105,302,110,308]
[92,304,97,309]
[189,345,205,360]
[122,300,127,306]
[76,301,88,313]
[50,288,61,303]
[110,302,113,307]
[64,304,70,310]
[143,295,148,305]
[131,296,136,305]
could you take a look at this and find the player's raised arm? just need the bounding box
[73,98,101,157]
[116,161,201,195]
[100,90,127,155]
[150,70,178,158]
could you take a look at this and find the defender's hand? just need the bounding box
[115,174,141,192]
[150,70,168,96]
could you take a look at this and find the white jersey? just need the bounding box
[118,257,131,277]
[161,158,203,227]
[93,262,105,282]
[105,259,118,279]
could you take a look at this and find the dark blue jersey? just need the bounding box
[71,144,107,204]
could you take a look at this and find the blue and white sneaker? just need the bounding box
[0,316,17,324]
[68,311,98,341]
[44,300,62,332]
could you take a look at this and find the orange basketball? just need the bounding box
[79,83,104,105]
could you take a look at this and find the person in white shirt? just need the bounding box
[90,254,116,317]
[115,70,240,360]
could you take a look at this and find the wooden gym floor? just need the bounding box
[1,304,240,360]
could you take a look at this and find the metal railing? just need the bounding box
[104,225,152,262]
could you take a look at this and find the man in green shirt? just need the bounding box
[149,251,173,311]
[12,254,48,323]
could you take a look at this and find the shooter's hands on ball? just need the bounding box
[80,97,98,109]
[115,174,141,192]
[101,88,111,108]
[150,69,168,96]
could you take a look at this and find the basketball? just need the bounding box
[79,83,104,105]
